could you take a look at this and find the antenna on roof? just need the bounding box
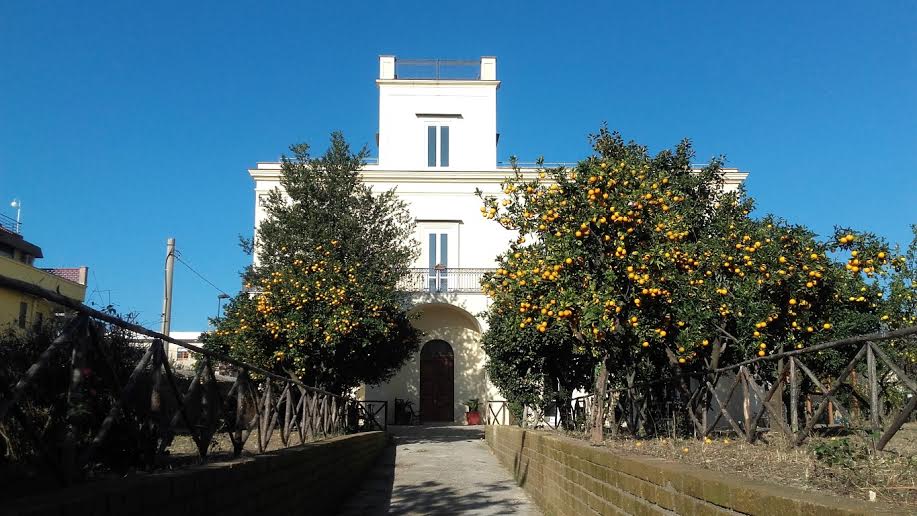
[10,199,21,233]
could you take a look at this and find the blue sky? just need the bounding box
[1,1,915,330]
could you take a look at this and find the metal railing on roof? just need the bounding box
[0,213,19,234]
[497,161,579,169]
[394,58,481,80]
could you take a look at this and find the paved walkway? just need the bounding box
[337,425,540,515]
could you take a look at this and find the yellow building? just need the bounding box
[0,225,87,331]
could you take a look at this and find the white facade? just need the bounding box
[248,56,748,424]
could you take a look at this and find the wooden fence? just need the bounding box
[488,326,917,450]
[0,274,380,485]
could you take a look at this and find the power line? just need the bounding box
[89,269,110,306]
[172,249,232,297]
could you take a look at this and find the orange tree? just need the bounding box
[480,304,595,428]
[479,128,892,442]
[871,226,917,373]
[204,133,419,394]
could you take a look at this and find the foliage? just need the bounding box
[880,226,917,370]
[204,133,420,393]
[464,398,480,412]
[809,436,869,468]
[0,311,148,486]
[480,304,594,426]
[477,127,903,437]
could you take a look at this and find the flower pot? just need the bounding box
[465,410,482,425]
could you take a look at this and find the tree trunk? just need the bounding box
[591,354,610,444]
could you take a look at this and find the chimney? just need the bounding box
[379,55,395,80]
[480,57,496,81]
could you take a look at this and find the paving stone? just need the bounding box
[337,425,541,515]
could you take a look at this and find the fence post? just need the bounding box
[789,357,799,434]
[741,368,752,435]
[866,342,880,430]
[63,317,91,484]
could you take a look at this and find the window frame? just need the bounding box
[424,122,452,168]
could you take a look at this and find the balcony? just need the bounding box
[400,268,494,294]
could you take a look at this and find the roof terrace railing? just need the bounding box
[0,213,19,234]
[394,58,482,80]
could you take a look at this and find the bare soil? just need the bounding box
[588,422,917,511]
[168,428,335,460]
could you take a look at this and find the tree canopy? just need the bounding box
[478,128,903,440]
[204,133,419,393]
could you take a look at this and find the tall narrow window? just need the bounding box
[427,126,437,167]
[18,302,27,329]
[427,233,449,292]
[426,125,450,167]
[439,233,448,290]
[428,233,437,291]
[440,126,449,167]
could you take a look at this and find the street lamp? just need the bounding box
[10,199,21,233]
[217,293,230,319]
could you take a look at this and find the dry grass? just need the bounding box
[169,429,338,462]
[587,423,917,510]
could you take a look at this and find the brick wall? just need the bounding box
[7,431,386,516]
[486,426,894,515]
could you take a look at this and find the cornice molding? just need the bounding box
[249,167,748,186]
[376,79,501,88]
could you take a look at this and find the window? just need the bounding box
[176,350,191,360]
[428,233,448,292]
[427,126,436,167]
[426,125,450,167]
[440,126,449,166]
[18,302,27,329]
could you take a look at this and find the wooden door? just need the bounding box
[420,340,454,422]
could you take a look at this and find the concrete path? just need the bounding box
[337,425,541,515]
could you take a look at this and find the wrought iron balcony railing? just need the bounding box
[399,268,494,294]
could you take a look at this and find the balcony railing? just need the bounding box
[399,268,494,294]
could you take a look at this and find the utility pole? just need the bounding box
[161,238,175,356]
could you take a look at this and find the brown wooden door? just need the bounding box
[420,340,454,422]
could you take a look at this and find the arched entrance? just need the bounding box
[420,339,454,422]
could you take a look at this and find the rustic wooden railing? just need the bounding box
[357,400,388,431]
[0,274,380,485]
[486,400,509,426]
[491,326,917,450]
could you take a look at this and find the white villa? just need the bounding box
[248,56,748,424]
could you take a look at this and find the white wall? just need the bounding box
[377,81,499,172]
[364,301,501,424]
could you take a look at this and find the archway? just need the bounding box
[420,339,454,422]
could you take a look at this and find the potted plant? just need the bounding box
[465,398,482,425]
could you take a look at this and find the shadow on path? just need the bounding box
[336,425,539,515]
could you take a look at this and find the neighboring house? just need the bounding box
[130,331,202,373]
[0,216,88,331]
[248,56,748,424]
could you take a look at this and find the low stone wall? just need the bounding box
[486,426,894,515]
[7,431,386,516]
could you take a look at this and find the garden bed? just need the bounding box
[586,422,917,510]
